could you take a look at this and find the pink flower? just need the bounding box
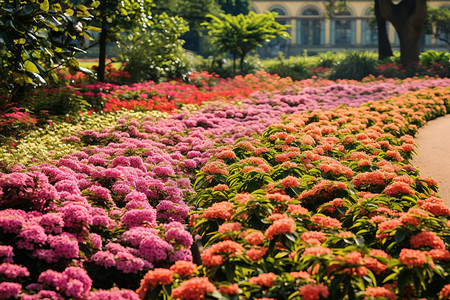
[0,263,30,279]
[0,282,21,299]
[121,209,157,228]
[90,251,116,268]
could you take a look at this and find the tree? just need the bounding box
[87,0,154,82]
[0,0,95,102]
[374,0,393,60]
[217,0,251,16]
[204,11,290,75]
[427,6,450,50]
[378,0,427,65]
[116,13,189,82]
[152,0,221,53]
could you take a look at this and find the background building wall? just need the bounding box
[251,0,449,57]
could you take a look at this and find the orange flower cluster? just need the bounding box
[200,240,244,266]
[203,201,235,221]
[398,248,430,268]
[364,287,396,300]
[410,231,446,250]
[170,261,197,277]
[265,217,296,240]
[171,277,215,300]
[136,268,174,298]
[298,283,329,300]
[249,272,277,288]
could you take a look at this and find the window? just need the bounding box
[296,6,324,46]
[361,8,378,45]
[266,6,291,55]
[330,8,356,46]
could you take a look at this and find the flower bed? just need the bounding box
[0,77,449,299]
[143,87,450,299]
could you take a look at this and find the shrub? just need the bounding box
[265,54,312,81]
[419,50,450,66]
[330,51,378,80]
[116,14,190,83]
[26,87,91,123]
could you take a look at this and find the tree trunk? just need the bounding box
[232,54,237,75]
[240,54,245,74]
[378,0,427,66]
[97,26,108,82]
[375,0,393,60]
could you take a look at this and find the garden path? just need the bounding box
[411,114,450,207]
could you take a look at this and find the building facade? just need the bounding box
[251,0,450,57]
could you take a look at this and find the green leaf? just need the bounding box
[394,230,406,243]
[40,0,49,11]
[24,60,39,73]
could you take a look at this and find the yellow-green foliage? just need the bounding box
[0,110,168,167]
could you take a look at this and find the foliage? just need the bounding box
[168,87,450,299]
[427,7,450,50]
[116,13,189,83]
[25,87,91,123]
[217,0,251,15]
[1,75,449,298]
[376,51,450,79]
[85,0,154,81]
[265,54,312,81]
[0,0,95,101]
[331,51,378,80]
[419,50,450,66]
[203,11,290,74]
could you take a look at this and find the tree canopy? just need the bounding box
[0,0,96,101]
[427,6,450,50]
[204,11,290,74]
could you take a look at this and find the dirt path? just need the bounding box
[411,114,450,208]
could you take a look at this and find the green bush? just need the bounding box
[330,51,378,80]
[26,87,91,124]
[116,14,190,82]
[419,50,450,66]
[317,51,339,68]
[264,54,312,81]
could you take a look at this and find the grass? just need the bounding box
[78,60,122,70]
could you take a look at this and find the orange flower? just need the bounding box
[310,215,342,229]
[203,201,235,221]
[384,181,414,195]
[245,231,265,245]
[218,222,242,233]
[171,277,215,300]
[265,217,295,240]
[303,246,332,257]
[281,176,300,188]
[246,247,268,262]
[410,231,445,250]
[218,283,239,295]
[136,268,174,298]
[170,261,197,277]
[249,272,277,288]
[364,287,396,300]
[398,249,429,267]
[298,283,329,300]
[300,231,327,245]
[201,240,244,266]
